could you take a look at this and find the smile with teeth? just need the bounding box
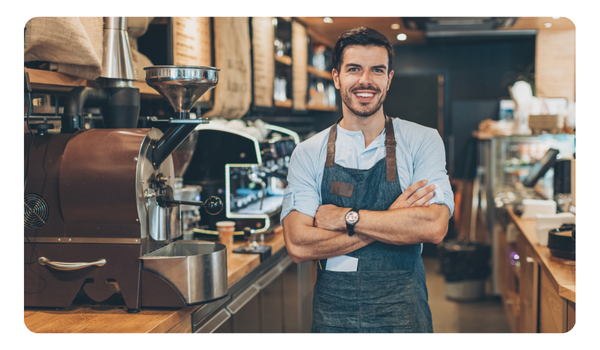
[355,92,375,97]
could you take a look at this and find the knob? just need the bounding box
[244,227,252,249]
[244,227,252,240]
[30,122,54,136]
[204,196,223,215]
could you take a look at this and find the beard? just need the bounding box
[339,83,387,118]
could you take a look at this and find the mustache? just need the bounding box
[350,85,381,93]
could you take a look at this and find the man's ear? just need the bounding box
[387,70,394,91]
[332,69,340,90]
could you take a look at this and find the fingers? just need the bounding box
[388,180,436,210]
[404,180,428,197]
[404,183,433,205]
[410,188,435,207]
[398,180,428,202]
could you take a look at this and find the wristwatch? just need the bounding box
[345,208,360,236]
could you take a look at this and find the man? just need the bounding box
[281,27,454,333]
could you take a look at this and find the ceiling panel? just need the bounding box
[296,17,425,47]
[295,17,575,48]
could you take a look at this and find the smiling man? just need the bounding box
[281,27,454,333]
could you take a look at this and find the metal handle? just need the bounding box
[226,284,260,314]
[38,256,106,271]
[195,309,231,333]
[256,265,283,289]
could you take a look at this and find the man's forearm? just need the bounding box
[315,203,449,246]
[355,204,449,245]
[283,211,374,263]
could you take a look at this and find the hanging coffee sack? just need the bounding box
[127,17,155,82]
[171,17,213,102]
[202,17,252,120]
[24,17,104,80]
[251,17,275,108]
[291,20,308,111]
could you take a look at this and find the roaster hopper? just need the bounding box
[25,65,228,311]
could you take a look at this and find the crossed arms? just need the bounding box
[282,180,450,264]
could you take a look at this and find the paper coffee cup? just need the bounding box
[216,221,235,246]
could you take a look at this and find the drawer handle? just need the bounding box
[256,265,282,288]
[226,284,260,314]
[38,256,106,271]
[195,309,231,333]
[526,257,535,263]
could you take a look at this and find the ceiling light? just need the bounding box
[391,23,400,30]
[397,33,407,41]
[544,22,552,28]
[323,17,333,24]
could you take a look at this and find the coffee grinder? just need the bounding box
[24,64,229,311]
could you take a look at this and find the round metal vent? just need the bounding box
[24,193,49,229]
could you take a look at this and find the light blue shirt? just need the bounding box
[281,118,454,223]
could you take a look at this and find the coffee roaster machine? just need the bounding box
[183,123,299,237]
[24,19,230,312]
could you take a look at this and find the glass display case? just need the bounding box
[476,134,575,295]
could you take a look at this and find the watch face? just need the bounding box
[346,211,359,224]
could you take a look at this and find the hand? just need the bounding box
[314,204,348,231]
[388,180,436,210]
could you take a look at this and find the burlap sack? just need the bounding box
[127,17,154,82]
[202,17,252,120]
[24,17,103,80]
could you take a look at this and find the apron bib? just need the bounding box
[311,116,433,333]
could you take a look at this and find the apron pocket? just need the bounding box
[312,269,360,331]
[359,270,415,331]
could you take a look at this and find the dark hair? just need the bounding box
[332,27,394,73]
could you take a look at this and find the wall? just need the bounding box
[390,37,537,178]
[535,30,576,102]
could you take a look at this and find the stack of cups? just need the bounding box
[216,221,236,249]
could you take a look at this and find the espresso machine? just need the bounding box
[24,18,228,312]
[183,123,298,237]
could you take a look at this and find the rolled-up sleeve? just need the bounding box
[412,129,455,217]
[280,143,322,223]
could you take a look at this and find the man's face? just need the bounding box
[333,45,394,118]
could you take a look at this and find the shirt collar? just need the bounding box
[336,124,387,150]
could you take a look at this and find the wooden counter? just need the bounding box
[503,207,575,333]
[24,226,286,333]
[506,208,575,302]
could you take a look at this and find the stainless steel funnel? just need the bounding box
[144,65,219,117]
[143,65,220,169]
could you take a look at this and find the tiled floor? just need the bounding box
[423,256,512,333]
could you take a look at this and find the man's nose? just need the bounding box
[358,71,374,85]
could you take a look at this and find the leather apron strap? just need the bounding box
[325,115,397,182]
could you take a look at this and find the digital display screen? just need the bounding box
[522,148,559,187]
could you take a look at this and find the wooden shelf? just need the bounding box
[274,55,292,66]
[307,66,333,80]
[274,99,292,108]
[25,68,160,97]
[26,68,90,92]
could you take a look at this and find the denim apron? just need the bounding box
[311,115,433,333]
